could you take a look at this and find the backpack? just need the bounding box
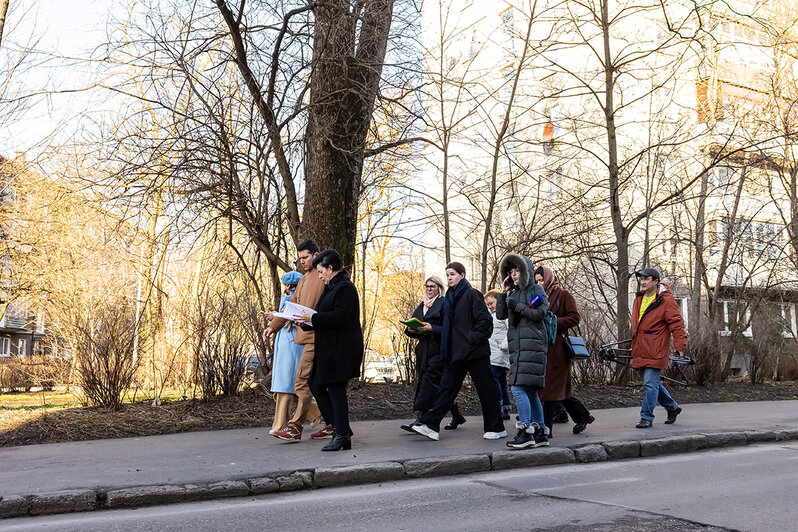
[543,311,557,346]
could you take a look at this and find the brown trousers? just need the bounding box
[288,343,321,429]
[272,392,297,432]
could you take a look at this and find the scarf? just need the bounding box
[541,267,562,314]
[440,278,470,363]
[422,294,438,316]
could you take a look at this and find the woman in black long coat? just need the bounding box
[410,262,505,441]
[297,249,363,451]
[401,276,465,433]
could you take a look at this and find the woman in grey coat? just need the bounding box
[496,253,550,449]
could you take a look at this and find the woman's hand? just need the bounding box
[294,311,314,323]
[503,276,513,293]
[417,322,432,332]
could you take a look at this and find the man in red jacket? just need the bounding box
[631,268,687,429]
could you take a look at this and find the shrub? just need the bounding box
[66,298,140,410]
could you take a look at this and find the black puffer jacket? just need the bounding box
[495,253,549,388]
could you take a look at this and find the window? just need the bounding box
[780,303,796,338]
[719,300,752,337]
[0,337,9,357]
[16,338,26,357]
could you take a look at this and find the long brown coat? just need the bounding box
[631,283,687,370]
[539,288,580,402]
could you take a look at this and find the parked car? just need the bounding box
[363,355,402,384]
[242,353,267,382]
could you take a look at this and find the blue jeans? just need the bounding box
[638,368,679,421]
[491,365,511,408]
[510,385,544,428]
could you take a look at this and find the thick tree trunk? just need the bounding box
[303,0,394,268]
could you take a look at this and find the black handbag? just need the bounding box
[562,325,590,360]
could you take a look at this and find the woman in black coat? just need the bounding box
[401,276,465,433]
[411,262,506,441]
[297,249,363,451]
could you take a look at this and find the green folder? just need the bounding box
[400,317,431,335]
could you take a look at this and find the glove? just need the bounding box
[506,296,518,309]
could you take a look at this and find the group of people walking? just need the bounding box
[265,240,363,451]
[401,255,594,449]
[264,240,687,452]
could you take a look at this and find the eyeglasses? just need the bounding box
[424,285,438,290]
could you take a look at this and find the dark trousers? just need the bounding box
[309,380,352,437]
[415,366,462,420]
[490,365,511,407]
[419,357,504,433]
[543,397,591,435]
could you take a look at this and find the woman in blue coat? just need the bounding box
[269,271,305,434]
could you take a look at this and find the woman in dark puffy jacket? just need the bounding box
[496,253,550,449]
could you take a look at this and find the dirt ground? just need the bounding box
[2,379,798,447]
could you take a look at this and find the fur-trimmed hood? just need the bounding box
[500,253,536,290]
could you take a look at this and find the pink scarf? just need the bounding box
[422,295,437,316]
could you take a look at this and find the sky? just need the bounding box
[2,0,113,156]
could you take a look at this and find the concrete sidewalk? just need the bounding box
[2,400,798,519]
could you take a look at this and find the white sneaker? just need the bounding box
[412,423,440,441]
[483,430,508,440]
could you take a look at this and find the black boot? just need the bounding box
[321,432,352,451]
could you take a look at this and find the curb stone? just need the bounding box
[491,447,574,470]
[572,444,608,463]
[640,434,706,456]
[703,431,747,448]
[744,430,779,443]
[780,428,798,440]
[2,430,797,519]
[248,477,279,494]
[602,440,641,460]
[0,495,30,519]
[403,454,491,478]
[315,462,404,488]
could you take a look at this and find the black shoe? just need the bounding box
[532,425,549,447]
[636,418,653,429]
[400,420,419,433]
[321,433,352,451]
[552,412,569,424]
[664,407,682,425]
[573,415,595,434]
[444,414,467,430]
[506,426,534,449]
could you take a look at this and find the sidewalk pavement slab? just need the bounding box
[1,400,798,518]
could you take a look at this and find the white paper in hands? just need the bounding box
[272,301,316,325]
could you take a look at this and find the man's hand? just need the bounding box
[263,310,275,321]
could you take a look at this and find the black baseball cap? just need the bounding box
[635,268,660,280]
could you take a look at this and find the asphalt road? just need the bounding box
[5,442,798,531]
